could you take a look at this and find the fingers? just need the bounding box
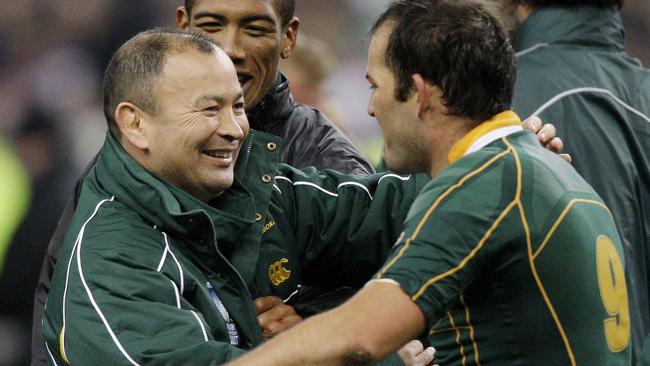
[254,296,283,315]
[560,153,572,164]
[398,340,437,366]
[254,297,303,338]
[545,137,564,153]
[536,123,557,144]
[261,313,303,339]
[522,116,543,133]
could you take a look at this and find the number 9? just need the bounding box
[596,235,630,352]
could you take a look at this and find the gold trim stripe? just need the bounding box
[533,199,610,260]
[448,312,468,366]
[412,200,516,301]
[504,138,577,366]
[461,295,481,366]
[377,149,511,278]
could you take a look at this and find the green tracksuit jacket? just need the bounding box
[513,6,650,360]
[42,130,421,365]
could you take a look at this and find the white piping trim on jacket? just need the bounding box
[45,342,59,366]
[156,245,168,272]
[283,285,302,303]
[515,43,549,57]
[530,87,650,124]
[337,182,372,200]
[61,197,114,363]
[378,173,411,184]
[273,174,413,199]
[169,280,181,309]
[191,311,209,342]
[74,197,142,365]
[162,232,185,295]
[273,184,282,194]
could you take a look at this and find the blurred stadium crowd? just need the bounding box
[0,1,648,365]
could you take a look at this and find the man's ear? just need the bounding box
[176,6,190,30]
[412,73,434,119]
[115,102,149,150]
[280,17,300,59]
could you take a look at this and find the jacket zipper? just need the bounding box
[237,131,255,177]
[208,223,264,345]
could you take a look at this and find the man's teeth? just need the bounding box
[204,151,231,159]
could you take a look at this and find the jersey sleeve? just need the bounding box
[272,164,428,289]
[375,151,519,328]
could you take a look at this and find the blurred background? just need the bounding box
[0,1,647,364]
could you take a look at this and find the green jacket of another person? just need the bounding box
[513,5,650,361]
[42,130,421,365]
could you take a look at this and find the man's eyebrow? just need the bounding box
[193,12,228,22]
[196,92,244,105]
[192,12,276,26]
[196,94,226,105]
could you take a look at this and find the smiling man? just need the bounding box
[41,28,427,365]
[32,2,375,362]
[176,0,374,174]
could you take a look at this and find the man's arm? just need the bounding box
[227,281,425,366]
[274,166,426,290]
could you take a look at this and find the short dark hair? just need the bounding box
[102,28,217,137]
[517,0,623,8]
[371,0,516,122]
[184,0,296,26]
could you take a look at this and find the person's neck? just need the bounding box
[426,115,475,178]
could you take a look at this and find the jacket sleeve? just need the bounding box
[42,221,246,365]
[272,164,428,289]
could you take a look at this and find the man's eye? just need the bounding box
[204,106,219,113]
[197,22,222,32]
[234,102,245,113]
[245,26,270,36]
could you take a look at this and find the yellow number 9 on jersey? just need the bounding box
[596,235,630,352]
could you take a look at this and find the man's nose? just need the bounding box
[367,100,375,117]
[219,28,245,63]
[218,112,246,141]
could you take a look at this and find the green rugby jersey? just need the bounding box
[377,111,631,365]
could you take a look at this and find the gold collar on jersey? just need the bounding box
[448,110,522,164]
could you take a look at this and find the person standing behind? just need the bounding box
[485,0,650,361]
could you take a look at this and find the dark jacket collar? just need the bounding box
[247,73,295,130]
[95,133,257,243]
[516,5,625,53]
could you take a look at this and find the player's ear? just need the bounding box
[176,6,190,30]
[413,73,433,119]
[280,17,300,59]
[115,102,149,150]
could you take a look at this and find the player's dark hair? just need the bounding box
[184,0,296,26]
[371,0,516,122]
[516,0,623,8]
[102,28,217,137]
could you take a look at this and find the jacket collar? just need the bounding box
[96,133,257,244]
[246,73,295,130]
[515,5,625,53]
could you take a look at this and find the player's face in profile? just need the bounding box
[141,49,249,202]
[366,22,429,174]
[178,0,293,111]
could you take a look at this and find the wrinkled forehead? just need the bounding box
[191,0,282,23]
